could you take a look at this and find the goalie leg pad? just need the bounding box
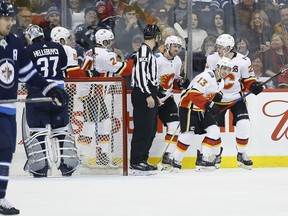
[23,129,51,177]
[51,125,79,176]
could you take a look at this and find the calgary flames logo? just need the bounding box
[159,73,175,89]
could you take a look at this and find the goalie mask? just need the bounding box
[25,25,44,43]
[51,26,71,45]
[95,29,114,48]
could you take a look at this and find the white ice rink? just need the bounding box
[7,168,288,216]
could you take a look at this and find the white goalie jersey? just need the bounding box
[206,52,256,102]
[156,52,182,101]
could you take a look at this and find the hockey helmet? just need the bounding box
[165,35,182,49]
[0,1,15,17]
[25,25,44,42]
[143,24,161,40]
[216,57,234,70]
[95,29,114,47]
[215,34,235,49]
[51,26,71,45]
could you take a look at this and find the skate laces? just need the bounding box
[0,199,14,209]
[241,152,250,161]
[203,155,216,163]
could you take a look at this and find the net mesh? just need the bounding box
[16,78,127,175]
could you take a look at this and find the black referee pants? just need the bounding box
[130,88,158,165]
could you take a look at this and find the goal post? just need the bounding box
[14,77,128,176]
[65,77,128,176]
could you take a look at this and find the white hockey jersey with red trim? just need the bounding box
[156,52,182,100]
[180,70,224,110]
[206,52,256,102]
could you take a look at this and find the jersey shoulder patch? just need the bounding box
[207,71,215,78]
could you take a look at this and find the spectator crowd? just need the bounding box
[9,0,288,88]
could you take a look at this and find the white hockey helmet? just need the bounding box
[215,34,235,49]
[216,57,234,70]
[165,35,182,49]
[95,29,114,47]
[25,24,44,42]
[50,26,71,45]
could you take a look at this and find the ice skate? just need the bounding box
[161,152,172,170]
[0,199,20,215]
[129,162,157,176]
[195,150,216,171]
[237,152,253,170]
[170,158,182,173]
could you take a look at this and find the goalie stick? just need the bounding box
[221,64,288,113]
[174,23,188,79]
[0,97,53,104]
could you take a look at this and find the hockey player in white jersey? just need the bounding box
[170,57,234,172]
[81,28,132,77]
[156,35,189,169]
[79,29,132,166]
[50,26,86,78]
[206,34,264,170]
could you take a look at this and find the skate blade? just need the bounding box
[238,162,252,170]
[169,167,180,173]
[215,164,220,169]
[129,169,157,176]
[161,163,171,171]
[195,165,216,172]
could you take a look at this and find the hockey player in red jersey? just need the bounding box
[170,57,234,172]
[206,34,264,170]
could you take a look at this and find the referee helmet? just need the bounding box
[143,24,161,40]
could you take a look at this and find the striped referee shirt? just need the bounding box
[131,43,158,96]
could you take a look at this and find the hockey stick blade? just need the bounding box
[0,97,53,104]
[174,23,188,47]
[220,65,288,112]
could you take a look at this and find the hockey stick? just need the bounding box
[156,123,180,170]
[221,65,288,113]
[0,97,53,104]
[174,23,188,79]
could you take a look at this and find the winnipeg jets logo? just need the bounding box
[0,60,14,85]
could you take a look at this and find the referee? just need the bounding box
[130,24,161,175]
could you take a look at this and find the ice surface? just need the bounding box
[7,168,288,216]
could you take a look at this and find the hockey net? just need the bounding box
[15,77,128,176]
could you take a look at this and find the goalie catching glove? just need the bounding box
[42,83,68,107]
[250,81,263,95]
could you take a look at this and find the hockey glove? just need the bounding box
[205,101,220,116]
[157,86,166,99]
[250,81,263,95]
[212,92,223,102]
[177,77,190,90]
[42,83,68,107]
